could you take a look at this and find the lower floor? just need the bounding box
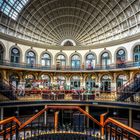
[0,69,140,93]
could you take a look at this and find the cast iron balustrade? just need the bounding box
[117,77,140,102]
[0,59,140,71]
[0,106,140,140]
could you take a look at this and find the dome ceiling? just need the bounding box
[0,0,140,46]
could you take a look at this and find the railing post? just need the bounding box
[54,111,59,132]
[0,107,4,130]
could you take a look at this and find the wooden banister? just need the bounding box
[0,117,21,126]
[104,117,140,138]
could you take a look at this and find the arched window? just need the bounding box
[133,45,140,66]
[41,53,51,68]
[116,75,128,88]
[70,76,80,90]
[100,75,111,93]
[71,55,81,69]
[25,74,35,88]
[0,45,4,62]
[116,49,125,68]
[9,73,20,88]
[56,76,66,86]
[11,48,20,63]
[26,51,36,66]
[85,76,96,91]
[56,54,66,69]
[41,74,51,87]
[86,53,95,69]
[101,52,110,69]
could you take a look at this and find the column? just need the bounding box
[44,105,47,125]
[44,111,47,126]
[54,111,59,132]
[129,109,132,127]
[85,106,89,128]
[0,107,4,129]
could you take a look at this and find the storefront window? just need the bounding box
[116,75,127,88]
[100,75,111,93]
[9,73,20,88]
[70,76,80,90]
[25,74,35,88]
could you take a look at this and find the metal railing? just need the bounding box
[117,76,140,102]
[0,59,140,71]
[0,106,140,140]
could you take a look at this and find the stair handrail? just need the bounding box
[104,117,140,138]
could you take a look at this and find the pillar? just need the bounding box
[44,111,47,125]
[129,109,132,127]
[54,111,59,132]
[44,105,47,125]
[0,107,4,129]
[85,106,89,128]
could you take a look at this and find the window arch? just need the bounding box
[85,76,96,91]
[101,52,111,69]
[116,49,126,68]
[56,54,66,69]
[9,73,20,88]
[41,53,51,68]
[56,76,66,86]
[11,47,20,63]
[26,51,36,66]
[0,44,4,61]
[133,45,140,66]
[100,75,111,93]
[116,75,128,88]
[25,74,35,88]
[41,74,51,88]
[85,53,95,69]
[71,54,81,69]
[70,76,81,90]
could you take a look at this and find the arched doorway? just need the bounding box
[41,53,51,68]
[25,74,35,88]
[101,52,111,69]
[11,47,20,63]
[85,53,96,70]
[56,54,66,69]
[116,49,125,68]
[26,51,36,67]
[116,75,128,88]
[133,45,140,66]
[70,76,80,90]
[9,73,20,88]
[100,75,111,93]
[71,55,81,69]
[0,44,4,62]
[85,76,96,91]
[41,74,51,88]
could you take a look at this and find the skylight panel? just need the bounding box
[0,0,29,20]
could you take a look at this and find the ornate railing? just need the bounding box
[0,59,140,71]
[0,106,140,140]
